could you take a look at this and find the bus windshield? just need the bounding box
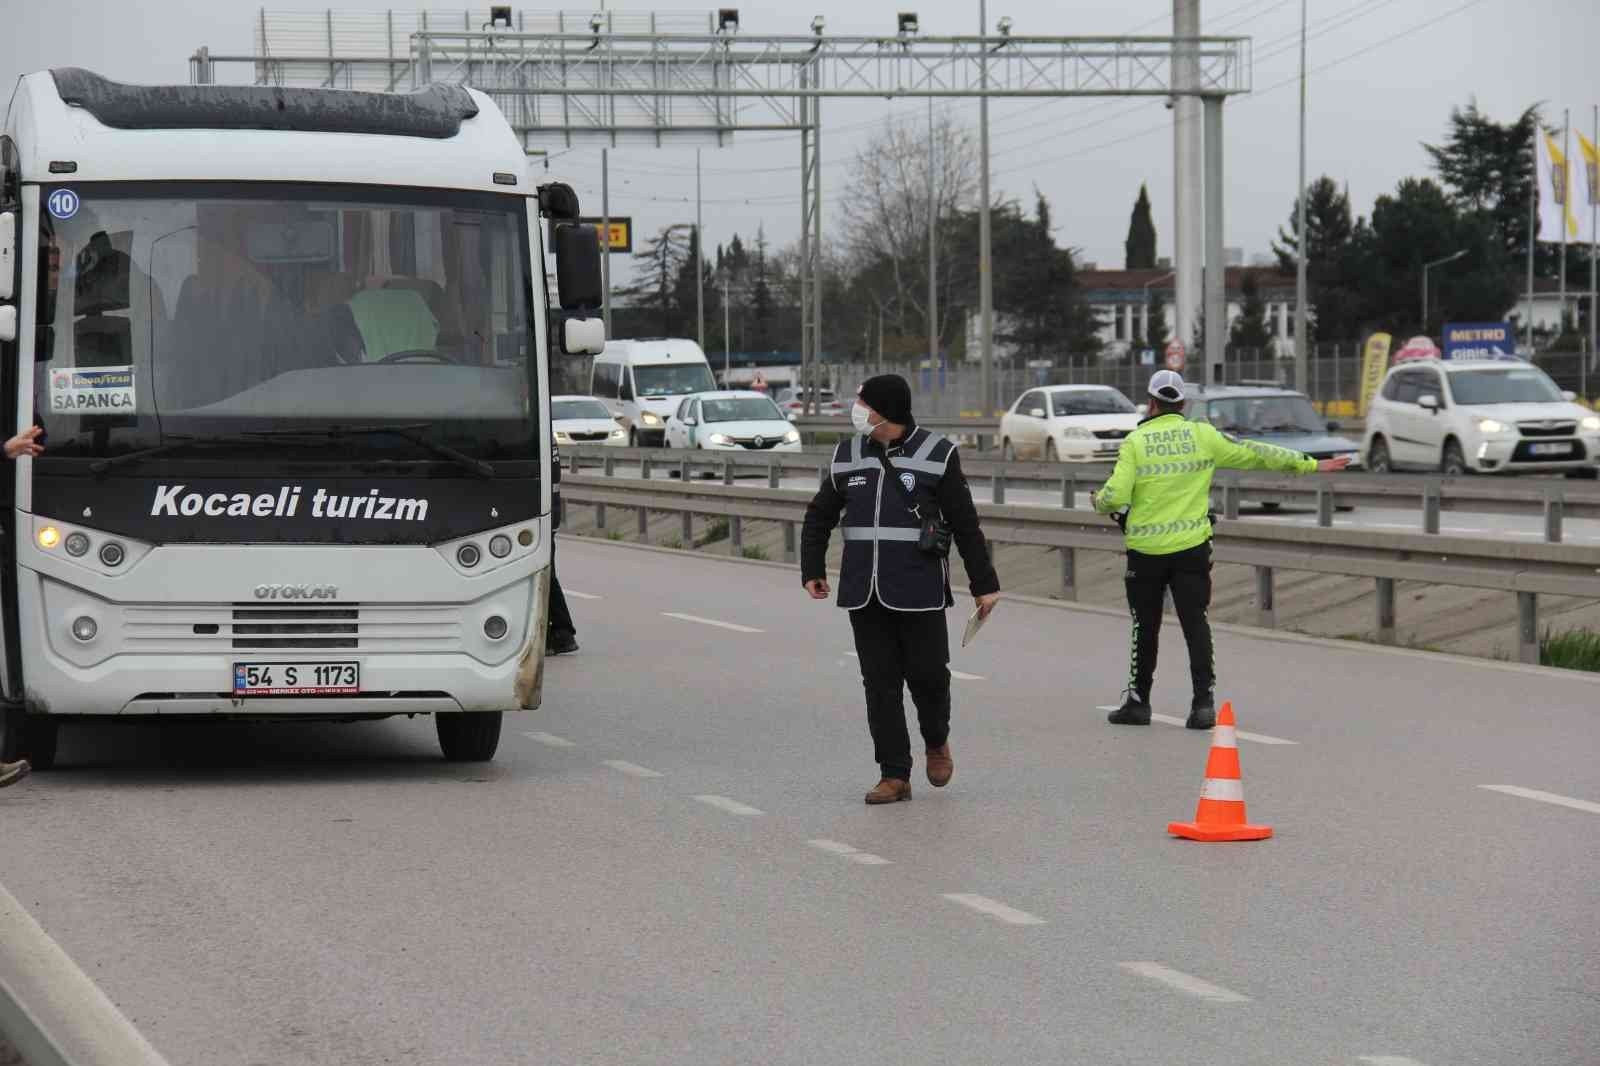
[32,182,537,470]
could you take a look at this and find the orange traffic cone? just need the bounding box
[1167,702,1272,842]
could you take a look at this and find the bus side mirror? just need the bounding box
[552,222,605,355]
[562,316,605,356]
[0,212,14,300]
[553,223,604,312]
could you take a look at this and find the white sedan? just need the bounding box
[664,391,803,452]
[999,385,1143,462]
[552,395,627,447]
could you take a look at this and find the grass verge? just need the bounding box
[1540,628,1600,672]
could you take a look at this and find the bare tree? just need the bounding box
[837,112,978,356]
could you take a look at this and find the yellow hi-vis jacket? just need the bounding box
[1092,413,1317,555]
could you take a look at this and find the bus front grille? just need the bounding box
[122,603,467,653]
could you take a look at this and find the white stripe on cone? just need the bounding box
[1211,725,1238,749]
[1198,777,1244,802]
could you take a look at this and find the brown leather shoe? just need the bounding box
[926,744,953,787]
[864,778,912,805]
[0,760,30,789]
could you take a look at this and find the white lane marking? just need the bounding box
[1149,713,1298,745]
[603,759,663,779]
[941,893,1046,926]
[807,839,892,865]
[694,794,765,817]
[1479,784,1600,815]
[663,611,765,634]
[523,731,575,747]
[1095,708,1297,745]
[563,589,602,600]
[1357,1057,1431,1065]
[1119,962,1250,1004]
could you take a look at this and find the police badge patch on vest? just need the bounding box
[899,472,917,493]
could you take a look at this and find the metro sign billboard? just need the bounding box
[1442,322,1516,360]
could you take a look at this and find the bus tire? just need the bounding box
[436,711,502,762]
[0,707,58,770]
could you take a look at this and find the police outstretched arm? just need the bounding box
[801,375,999,806]
[1091,371,1348,731]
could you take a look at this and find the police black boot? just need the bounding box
[1186,695,1216,730]
[1106,690,1152,726]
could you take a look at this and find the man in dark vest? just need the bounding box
[802,375,1000,804]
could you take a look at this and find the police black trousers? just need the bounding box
[547,538,576,639]
[848,596,952,781]
[1124,542,1214,704]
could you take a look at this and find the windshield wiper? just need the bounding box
[88,433,281,474]
[251,423,494,478]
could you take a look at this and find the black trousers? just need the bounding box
[848,596,951,781]
[548,537,576,639]
[1124,542,1214,704]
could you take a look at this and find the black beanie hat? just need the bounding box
[856,374,914,425]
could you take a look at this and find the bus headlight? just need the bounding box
[488,534,512,559]
[37,526,60,549]
[483,615,509,640]
[99,542,126,567]
[457,543,482,568]
[64,532,90,557]
[71,616,98,643]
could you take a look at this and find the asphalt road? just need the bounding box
[2,538,1597,1065]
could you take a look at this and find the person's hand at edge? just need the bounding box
[975,591,1001,620]
[4,426,44,460]
[1316,456,1351,473]
[805,579,830,600]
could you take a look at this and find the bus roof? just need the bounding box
[6,69,526,195]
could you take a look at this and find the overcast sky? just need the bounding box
[5,1,1597,279]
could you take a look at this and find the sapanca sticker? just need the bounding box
[50,365,136,412]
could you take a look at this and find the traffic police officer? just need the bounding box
[802,374,1000,805]
[1093,370,1348,728]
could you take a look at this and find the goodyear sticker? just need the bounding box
[49,365,136,413]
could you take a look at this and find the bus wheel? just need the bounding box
[0,707,58,770]
[436,711,502,762]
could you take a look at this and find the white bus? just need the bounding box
[0,69,605,767]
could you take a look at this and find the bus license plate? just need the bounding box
[1530,442,1573,456]
[233,662,360,695]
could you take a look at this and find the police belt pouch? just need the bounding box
[876,454,951,558]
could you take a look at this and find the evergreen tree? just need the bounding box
[749,226,776,353]
[1272,176,1368,342]
[617,226,693,336]
[1124,183,1158,269]
[1424,100,1539,259]
[1228,271,1274,355]
[1141,287,1170,353]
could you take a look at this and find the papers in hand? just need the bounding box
[961,608,987,648]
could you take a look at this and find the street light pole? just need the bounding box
[695,148,705,350]
[1422,249,1468,333]
[928,93,938,370]
[1293,0,1309,392]
[978,0,994,418]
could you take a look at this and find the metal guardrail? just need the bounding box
[560,473,1600,665]
[566,445,1600,541]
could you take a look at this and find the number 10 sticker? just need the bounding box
[47,189,80,220]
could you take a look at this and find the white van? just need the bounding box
[590,339,716,446]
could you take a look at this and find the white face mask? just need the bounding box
[851,402,877,434]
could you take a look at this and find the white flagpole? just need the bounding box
[1560,109,1570,339]
[1590,103,1598,388]
[1527,122,1537,350]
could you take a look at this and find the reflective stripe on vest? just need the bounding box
[842,526,922,542]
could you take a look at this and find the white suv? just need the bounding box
[1364,359,1600,476]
